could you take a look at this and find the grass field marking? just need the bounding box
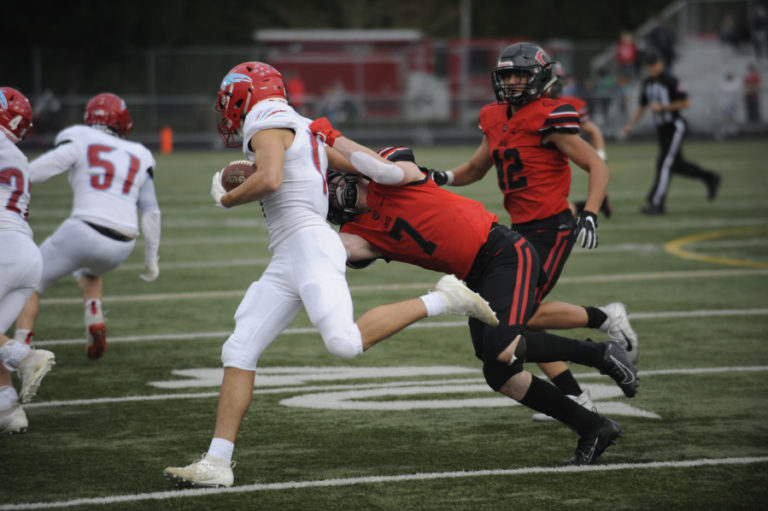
[35,267,768,305]
[665,226,768,268]
[32,307,768,347]
[22,365,768,411]
[2,456,767,510]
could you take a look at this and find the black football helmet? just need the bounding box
[492,42,557,107]
[327,170,360,225]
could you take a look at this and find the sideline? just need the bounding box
[2,457,766,510]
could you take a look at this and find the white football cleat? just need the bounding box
[434,275,498,326]
[164,453,235,488]
[532,389,597,422]
[0,403,28,435]
[598,302,639,365]
[18,349,55,403]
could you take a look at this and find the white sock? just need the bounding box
[85,298,104,325]
[208,437,234,463]
[0,340,31,370]
[0,385,19,410]
[419,292,447,317]
[14,329,32,344]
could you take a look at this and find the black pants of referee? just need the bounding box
[648,118,718,209]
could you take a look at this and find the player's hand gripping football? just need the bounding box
[575,211,598,249]
[211,171,229,209]
[309,117,342,147]
[139,257,160,282]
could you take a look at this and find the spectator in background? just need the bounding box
[647,17,676,69]
[744,63,762,123]
[319,81,349,125]
[616,31,638,79]
[718,13,741,51]
[751,4,768,60]
[592,69,615,124]
[718,72,740,139]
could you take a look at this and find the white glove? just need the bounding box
[139,257,160,282]
[596,148,607,162]
[211,171,228,208]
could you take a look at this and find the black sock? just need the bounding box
[551,370,582,396]
[520,376,602,435]
[526,331,605,368]
[585,306,607,329]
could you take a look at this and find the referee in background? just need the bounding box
[623,51,721,215]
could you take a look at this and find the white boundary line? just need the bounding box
[32,308,768,347]
[2,456,766,510]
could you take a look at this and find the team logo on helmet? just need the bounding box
[221,73,252,89]
[535,49,549,67]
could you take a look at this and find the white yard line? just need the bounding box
[37,268,768,305]
[21,365,768,410]
[1,456,766,510]
[32,307,768,347]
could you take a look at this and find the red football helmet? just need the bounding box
[84,93,133,138]
[0,87,33,143]
[215,62,286,148]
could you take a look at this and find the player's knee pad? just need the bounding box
[483,358,525,391]
[323,323,364,359]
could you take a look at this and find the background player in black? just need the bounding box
[623,51,721,215]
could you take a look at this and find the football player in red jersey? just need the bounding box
[311,126,636,465]
[423,42,637,415]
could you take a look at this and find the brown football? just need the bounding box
[221,160,256,191]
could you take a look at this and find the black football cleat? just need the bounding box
[564,418,623,466]
[600,340,638,397]
[707,173,721,201]
[640,204,665,215]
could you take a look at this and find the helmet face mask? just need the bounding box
[215,62,286,148]
[84,93,133,138]
[0,87,33,143]
[492,42,556,108]
[327,170,361,225]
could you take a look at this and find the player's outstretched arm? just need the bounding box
[311,117,420,185]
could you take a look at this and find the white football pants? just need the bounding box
[36,218,136,293]
[221,225,363,370]
[0,231,42,333]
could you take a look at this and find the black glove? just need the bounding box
[418,165,450,186]
[574,211,598,249]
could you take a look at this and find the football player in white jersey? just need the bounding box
[0,87,56,434]
[163,62,498,488]
[14,93,162,360]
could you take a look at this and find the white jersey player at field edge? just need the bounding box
[14,93,162,360]
[163,61,498,488]
[0,87,55,434]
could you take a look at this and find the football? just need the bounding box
[220,160,256,191]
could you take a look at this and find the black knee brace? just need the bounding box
[482,358,525,391]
